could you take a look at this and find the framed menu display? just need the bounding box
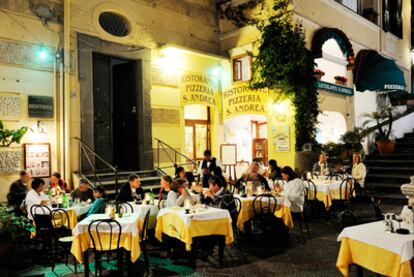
[24,143,51,178]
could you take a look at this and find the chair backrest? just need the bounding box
[339,178,354,200]
[51,208,71,237]
[30,205,53,234]
[220,197,241,223]
[21,199,28,215]
[228,183,236,194]
[88,219,122,252]
[304,180,317,201]
[370,197,383,221]
[140,210,151,242]
[119,202,134,213]
[252,194,277,216]
[158,199,166,210]
[326,173,343,181]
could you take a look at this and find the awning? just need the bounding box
[353,50,406,92]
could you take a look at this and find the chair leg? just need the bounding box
[143,249,150,272]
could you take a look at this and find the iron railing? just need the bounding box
[154,138,199,173]
[73,137,119,196]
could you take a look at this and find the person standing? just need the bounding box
[117,174,145,202]
[7,171,30,213]
[198,150,221,175]
[70,178,94,202]
[351,153,367,188]
[26,178,49,219]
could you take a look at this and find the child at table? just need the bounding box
[87,186,107,217]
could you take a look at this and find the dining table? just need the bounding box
[234,194,293,230]
[129,202,159,229]
[336,220,413,277]
[70,213,141,276]
[305,179,353,209]
[155,206,234,250]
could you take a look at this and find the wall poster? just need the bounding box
[271,124,290,152]
[24,143,51,178]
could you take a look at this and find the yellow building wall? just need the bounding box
[0,11,60,202]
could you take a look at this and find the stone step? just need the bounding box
[84,169,158,181]
[367,166,414,173]
[365,154,414,160]
[365,160,414,167]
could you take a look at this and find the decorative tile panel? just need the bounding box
[0,94,21,119]
[0,148,22,174]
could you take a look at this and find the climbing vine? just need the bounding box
[218,0,319,151]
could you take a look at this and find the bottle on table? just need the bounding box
[62,193,67,208]
[149,188,155,205]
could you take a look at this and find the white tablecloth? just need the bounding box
[63,204,91,216]
[129,203,159,220]
[157,206,232,227]
[308,179,343,193]
[72,213,140,237]
[338,221,414,263]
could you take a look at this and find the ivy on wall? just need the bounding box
[219,0,319,151]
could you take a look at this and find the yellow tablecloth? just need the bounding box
[71,231,141,263]
[236,198,293,231]
[337,238,413,277]
[155,212,234,251]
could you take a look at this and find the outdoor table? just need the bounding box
[52,204,91,229]
[155,206,234,251]
[70,213,141,276]
[235,195,293,230]
[129,202,159,229]
[336,221,413,277]
[305,179,353,209]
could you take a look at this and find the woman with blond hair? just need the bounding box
[351,153,367,188]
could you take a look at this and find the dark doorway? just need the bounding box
[92,53,140,171]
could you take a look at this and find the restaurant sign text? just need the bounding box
[315,80,354,96]
[180,73,219,107]
[222,82,268,120]
[28,96,54,118]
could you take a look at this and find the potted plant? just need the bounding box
[340,127,364,155]
[313,68,325,80]
[0,206,34,263]
[0,120,28,147]
[363,107,396,154]
[334,76,348,86]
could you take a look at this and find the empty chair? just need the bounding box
[119,202,134,213]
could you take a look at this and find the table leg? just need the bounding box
[83,250,89,277]
[218,236,224,266]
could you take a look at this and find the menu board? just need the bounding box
[24,143,51,177]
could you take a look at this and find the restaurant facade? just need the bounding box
[0,0,411,201]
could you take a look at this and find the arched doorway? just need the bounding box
[316,111,347,144]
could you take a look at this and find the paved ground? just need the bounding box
[0,199,407,277]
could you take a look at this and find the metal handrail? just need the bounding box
[154,138,199,172]
[73,137,119,196]
[362,106,414,136]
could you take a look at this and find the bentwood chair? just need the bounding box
[303,180,322,219]
[88,219,123,276]
[225,197,242,244]
[51,208,77,274]
[140,210,151,272]
[251,194,285,242]
[337,177,355,211]
[158,199,166,210]
[119,202,134,213]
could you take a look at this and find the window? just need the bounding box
[335,0,379,25]
[184,105,211,160]
[99,12,130,37]
[232,55,251,82]
[382,0,403,39]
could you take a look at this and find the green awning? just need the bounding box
[354,50,406,92]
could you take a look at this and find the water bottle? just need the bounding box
[149,188,155,205]
[62,193,67,208]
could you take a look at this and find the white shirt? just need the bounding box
[166,190,197,208]
[26,189,48,219]
[352,162,367,186]
[283,178,305,213]
[198,158,222,175]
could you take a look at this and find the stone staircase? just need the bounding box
[364,130,414,200]
[79,169,164,200]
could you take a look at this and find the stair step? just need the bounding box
[365,160,414,166]
[368,166,414,172]
[364,181,406,189]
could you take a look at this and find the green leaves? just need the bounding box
[0,120,28,147]
[0,205,33,242]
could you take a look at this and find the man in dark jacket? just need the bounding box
[7,171,30,214]
[117,174,145,203]
[201,176,236,215]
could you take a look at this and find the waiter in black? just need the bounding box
[198,150,222,187]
